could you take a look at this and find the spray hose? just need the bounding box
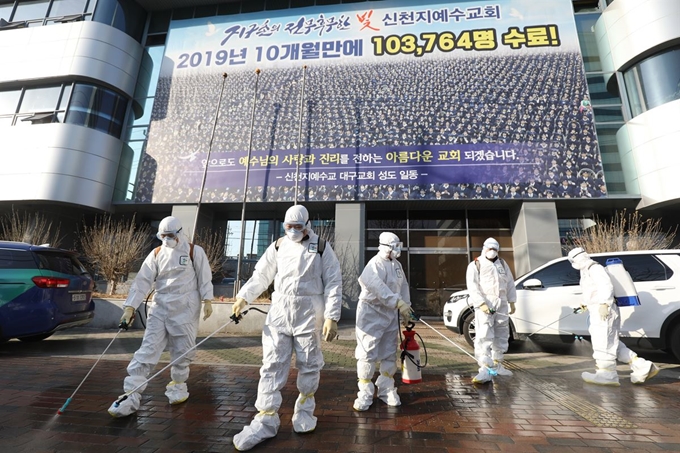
[113,306,268,407]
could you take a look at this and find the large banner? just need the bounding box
[135,0,605,203]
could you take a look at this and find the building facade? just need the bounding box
[1,0,679,316]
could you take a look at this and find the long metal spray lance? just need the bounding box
[417,318,478,363]
[192,72,228,242]
[113,307,267,407]
[293,65,308,205]
[234,69,261,297]
[492,308,584,338]
[57,322,130,414]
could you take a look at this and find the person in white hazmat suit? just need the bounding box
[231,205,342,451]
[466,237,516,384]
[568,247,659,386]
[353,232,414,411]
[108,216,214,417]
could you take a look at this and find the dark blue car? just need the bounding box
[0,241,95,342]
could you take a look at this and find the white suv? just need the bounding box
[442,250,680,360]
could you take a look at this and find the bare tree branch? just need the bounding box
[194,227,226,282]
[78,214,152,295]
[563,209,677,253]
[0,207,63,248]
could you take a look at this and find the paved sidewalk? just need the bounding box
[1,319,680,452]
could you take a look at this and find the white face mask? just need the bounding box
[485,249,498,259]
[286,229,305,242]
[162,237,178,248]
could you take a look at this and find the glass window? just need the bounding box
[0,250,38,269]
[194,5,216,18]
[409,230,466,248]
[35,251,85,275]
[241,0,265,13]
[593,254,672,282]
[575,13,602,72]
[366,230,408,244]
[527,260,580,288]
[66,83,128,137]
[217,2,241,15]
[0,3,15,22]
[587,74,620,106]
[18,86,62,113]
[148,10,170,34]
[146,46,165,97]
[48,0,87,17]
[12,0,49,21]
[593,105,623,123]
[93,0,146,42]
[467,210,511,228]
[624,46,680,116]
[0,90,21,115]
[266,0,290,10]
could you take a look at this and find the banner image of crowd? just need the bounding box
[134,0,605,203]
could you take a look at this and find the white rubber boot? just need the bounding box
[630,358,659,384]
[472,367,492,384]
[233,411,280,451]
[108,392,141,418]
[493,360,513,376]
[165,381,189,405]
[353,361,375,411]
[582,366,620,386]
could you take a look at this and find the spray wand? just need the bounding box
[57,313,136,415]
[112,307,267,408]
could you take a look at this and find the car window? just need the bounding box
[34,252,87,276]
[593,254,672,282]
[522,259,580,288]
[0,249,38,269]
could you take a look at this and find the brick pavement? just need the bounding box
[1,320,680,452]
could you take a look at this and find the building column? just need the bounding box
[511,202,562,277]
[171,205,214,241]
[334,203,365,320]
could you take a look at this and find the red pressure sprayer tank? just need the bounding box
[400,324,422,384]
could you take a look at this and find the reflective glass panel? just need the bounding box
[49,0,87,17]
[575,13,601,72]
[586,73,620,106]
[0,3,15,21]
[0,90,21,115]
[19,86,62,112]
[409,230,467,248]
[12,0,49,21]
[637,47,680,111]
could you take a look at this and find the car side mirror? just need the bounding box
[522,278,543,289]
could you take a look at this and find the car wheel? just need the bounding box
[18,333,53,342]
[461,310,475,347]
[669,324,680,362]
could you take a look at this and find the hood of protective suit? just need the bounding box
[378,231,401,259]
[568,247,592,270]
[157,216,183,244]
[482,237,500,260]
[284,205,309,226]
[483,237,500,252]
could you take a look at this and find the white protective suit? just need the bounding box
[108,217,214,417]
[466,238,516,383]
[232,205,342,451]
[568,248,658,386]
[354,232,411,411]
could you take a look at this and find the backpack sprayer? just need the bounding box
[111,307,267,410]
